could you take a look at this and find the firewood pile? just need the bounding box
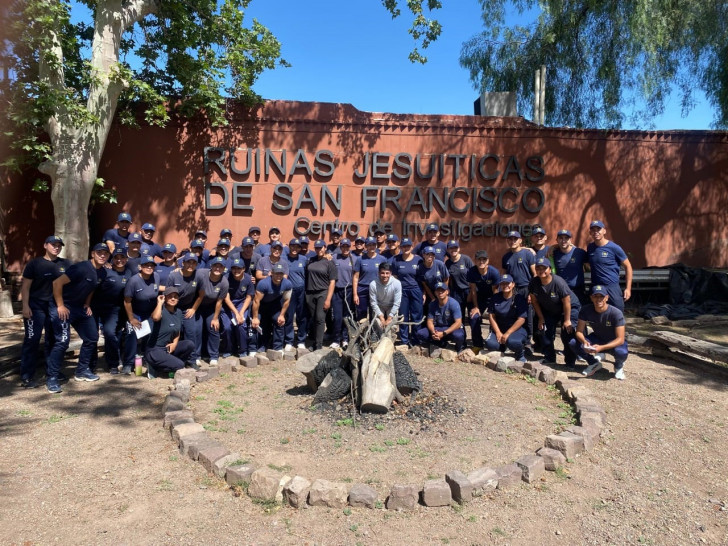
[296,315,422,414]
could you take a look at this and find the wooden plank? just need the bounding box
[646,331,728,363]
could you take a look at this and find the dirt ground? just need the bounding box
[1,324,727,545]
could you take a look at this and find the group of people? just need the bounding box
[19,214,631,393]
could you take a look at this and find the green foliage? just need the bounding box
[381,0,443,63]
[460,0,728,128]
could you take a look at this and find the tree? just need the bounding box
[2,0,443,262]
[459,0,728,129]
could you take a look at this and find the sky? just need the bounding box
[243,0,716,131]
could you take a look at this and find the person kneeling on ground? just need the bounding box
[570,285,629,380]
[369,262,402,332]
[416,282,465,353]
[484,274,528,362]
[145,288,195,378]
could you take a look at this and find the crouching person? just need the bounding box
[251,263,292,355]
[145,289,195,378]
[570,285,629,380]
[484,274,528,362]
[416,282,465,353]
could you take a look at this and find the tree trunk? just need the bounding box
[360,337,396,413]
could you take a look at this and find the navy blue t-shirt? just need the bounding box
[466,265,500,309]
[534,245,551,260]
[23,256,72,303]
[147,307,183,348]
[528,274,580,316]
[427,297,462,328]
[226,272,255,309]
[486,293,528,331]
[103,228,130,248]
[414,240,448,262]
[255,256,289,278]
[502,248,535,288]
[446,254,474,291]
[141,241,164,259]
[124,272,161,319]
[155,263,176,286]
[587,241,628,285]
[357,253,388,289]
[334,253,359,288]
[578,304,625,341]
[93,267,133,311]
[284,253,308,289]
[391,254,423,292]
[255,276,293,306]
[166,269,204,310]
[417,260,449,291]
[62,261,106,308]
[554,246,588,288]
[197,272,230,309]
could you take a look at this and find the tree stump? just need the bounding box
[360,337,396,413]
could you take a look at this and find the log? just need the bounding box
[360,337,396,413]
[646,330,728,363]
[295,348,335,393]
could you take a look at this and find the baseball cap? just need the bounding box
[111,248,127,257]
[434,281,448,291]
[590,220,605,229]
[506,231,521,239]
[230,258,244,269]
[271,263,286,274]
[217,238,231,247]
[446,240,460,249]
[365,237,377,245]
[220,228,233,237]
[426,223,438,232]
[164,287,180,296]
[45,235,64,246]
[423,246,435,255]
[289,238,301,246]
[162,243,176,253]
[592,285,608,295]
[299,236,310,244]
[142,223,156,232]
[269,226,280,234]
[401,238,412,246]
[557,229,572,238]
[128,232,142,243]
[533,226,546,235]
[535,257,550,268]
[182,252,198,263]
[242,237,254,246]
[475,250,489,259]
[340,238,351,246]
[386,234,400,242]
[355,235,365,243]
[499,274,514,284]
[374,226,386,234]
[314,240,326,248]
[195,229,207,237]
[189,239,204,249]
[208,256,226,266]
[331,228,342,236]
[92,243,110,253]
[140,256,156,265]
[117,212,132,223]
[249,226,261,234]
[270,241,283,249]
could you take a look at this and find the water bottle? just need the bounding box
[134,355,143,376]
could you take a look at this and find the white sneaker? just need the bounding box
[576,355,587,362]
[195,359,202,366]
[209,359,218,366]
[614,367,626,380]
[538,358,556,365]
[297,343,306,350]
[284,344,294,352]
[582,360,603,377]
[330,342,341,349]
[342,341,349,349]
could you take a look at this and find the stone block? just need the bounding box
[440,349,457,362]
[507,361,525,374]
[573,398,604,414]
[211,452,241,478]
[386,484,420,511]
[162,395,186,414]
[429,346,442,359]
[458,348,476,362]
[308,479,349,508]
[168,389,190,404]
[516,454,546,483]
[421,479,452,507]
[472,354,490,367]
[178,432,212,456]
[566,385,593,403]
[565,425,601,451]
[225,464,256,487]
[296,347,310,358]
[579,410,607,429]
[198,445,231,473]
[267,349,284,362]
[395,344,410,354]
[188,440,224,462]
[539,367,558,385]
[174,368,197,382]
[445,470,473,503]
[218,360,233,375]
[283,476,311,509]
[527,363,544,378]
[195,371,210,382]
[555,378,574,396]
[348,483,378,509]
[651,315,670,325]
[256,354,270,366]
[554,371,569,384]
[467,467,498,496]
[545,431,585,459]
[495,356,515,372]
[484,351,502,365]
[162,410,194,429]
[522,361,537,371]
[495,464,522,489]
[283,350,297,361]
[536,447,567,470]
[171,422,205,443]
[205,366,220,379]
[248,468,287,503]
[241,355,257,368]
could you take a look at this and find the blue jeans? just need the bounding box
[180,308,202,361]
[20,300,55,380]
[416,326,465,352]
[220,307,253,356]
[198,306,222,360]
[259,305,286,352]
[47,303,99,380]
[398,287,423,346]
[356,286,370,321]
[145,339,195,374]
[536,308,580,365]
[92,306,135,369]
[331,286,356,344]
[569,334,629,368]
[285,286,308,346]
[484,326,528,361]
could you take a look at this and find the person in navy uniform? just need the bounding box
[416,281,465,353]
[140,223,163,259]
[352,235,366,257]
[283,238,309,350]
[256,226,282,257]
[19,235,72,388]
[529,257,581,367]
[238,237,260,279]
[47,243,110,392]
[255,240,288,280]
[248,226,262,253]
[123,255,161,372]
[466,250,500,350]
[103,212,133,252]
[484,274,528,362]
[417,245,449,311]
[331,238,359,349]
[553,229,589,303]
[502,230,536,355]
[355,237,387,320]
[213,238,233,271]
[374,226,388,255]
[188,257,229,365]
[414,223,448,262]
[326,228,343,257]
[530,225,550,259]
[586,220,633,312]
[570,284,629,380]
[125,232,144,272]
[251,263,293,355]
[166,252,204,367]
[444,240,473,341]
[390,238,423,347]
[382,234,401,260]
[91,247,134,374]
[145,289,196,378]
[155,243,177,286]
[220,258,256,358]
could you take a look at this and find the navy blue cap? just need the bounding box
[299,236,310,244]
[592,284,608,295]
[331,228,342,236]
[242,237,254,246]
[446,240,460,249]
[340,238,351,246]
[386,234,400,242]
[289,238,301,246]
[92,243,110,252]
[217,238,231,247]
[506,231,521,239]
[45,235,64,246]
[557,229,572,238]
[314,240,326,248]
[434,281,448,291]
[401,238,413,246]
[208,256,226,266]
[142,223,156,232]
[220,228,232,237]
[249,226,261,234]
[269,226,280,233]
[426,223,438,232]
[270,241,283,249]
[128,232,142,243]
[499,274,514,284]
[164,287,180,296]
[140,256,156,265]
[117,212,132,223]
[111,248,127,257]
[475,250,489,259]
[590,220,605,229]
[535,257,550,268]
[365,237,377,245]
[190,239,204,249]
[533,226,546,235]
[230,258,244,269]
[423,246,435,255]
[195,229,207,237]
[355,236,366,243]
[162,243,176,253]
[271,263,286,274]
[182,252,198,263]
[374,226,386,234]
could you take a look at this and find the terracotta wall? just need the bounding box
[4,100,728,272]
